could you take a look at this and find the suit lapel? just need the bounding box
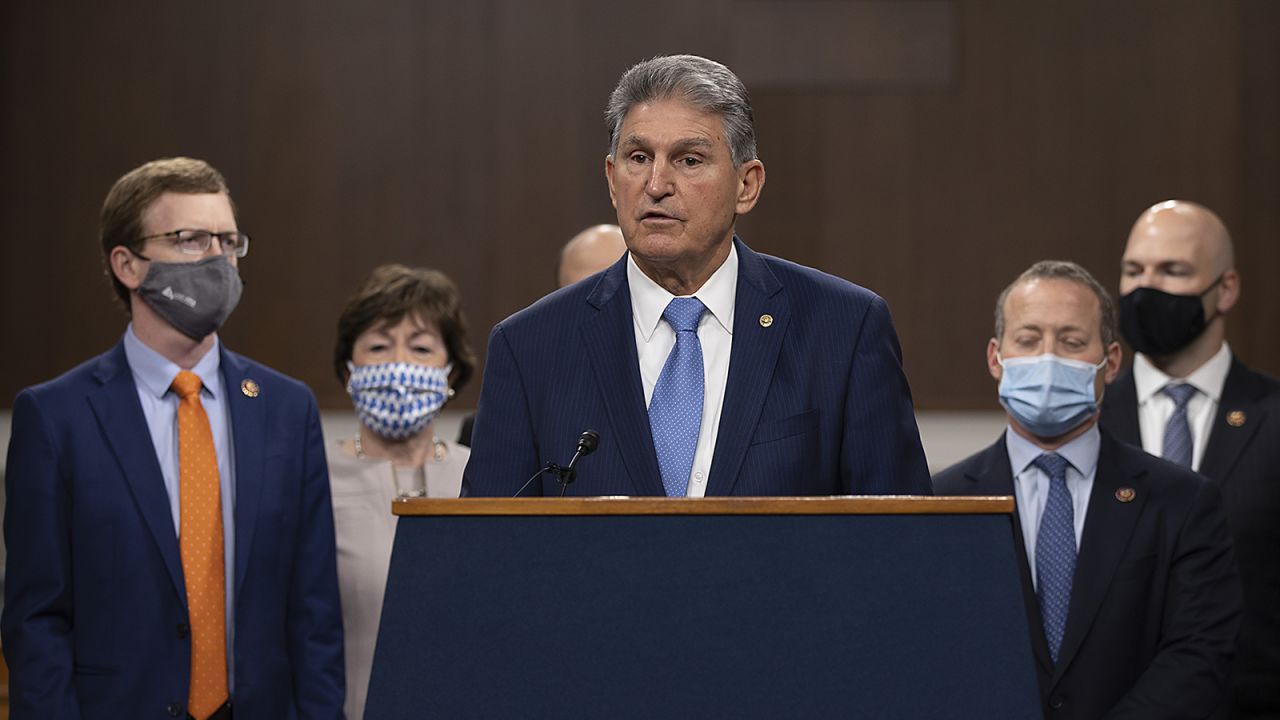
[222,347,267,599]
[963,435,1054,676]
[1101,369,1142,446]
[1199,359,1266,487]
[1051,433,1146,683]
[705,239,788,496]
[581,259,665,495]
[88,342,186,603]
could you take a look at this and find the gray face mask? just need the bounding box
[136,254,243,340]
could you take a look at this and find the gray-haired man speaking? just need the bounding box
[463,55,930,497]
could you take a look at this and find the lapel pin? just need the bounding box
[241,379,260,398]
[1226,410,1246,427]
[759,314,774,328]
[1115,487,1136,503]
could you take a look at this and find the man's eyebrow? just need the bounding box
[617,135,715,151]
[672,137,714,150]
[618,134,646,149]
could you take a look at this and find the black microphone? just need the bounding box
[557,430,600,496]
[512,430,600,497]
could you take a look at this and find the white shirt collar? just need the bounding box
[628,243,738,342]
[1132,342,1232,405]
[1005,423,1101,479]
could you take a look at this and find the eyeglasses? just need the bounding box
[138,229,251,258]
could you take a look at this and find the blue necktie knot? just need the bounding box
[1032,452,1069,483]
[1161,382,1197,409]
[663,297,706,333]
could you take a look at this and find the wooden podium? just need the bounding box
[366,497,1040,719]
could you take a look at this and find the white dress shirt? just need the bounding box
[1005,424,1099,590]
[1132,342,1232,472]
[628,245,737,497]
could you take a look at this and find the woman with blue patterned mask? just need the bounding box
[328,264,476,720]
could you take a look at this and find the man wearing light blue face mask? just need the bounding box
[934,260,1241,720]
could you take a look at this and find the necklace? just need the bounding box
[353,433,447,462]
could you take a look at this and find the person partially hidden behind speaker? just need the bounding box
[2,157,344,719]
[933,259,1241,719]
[328,263,475,720]
[1101,200,1280,718]
[462,54,930,497]
[456,223,626,448]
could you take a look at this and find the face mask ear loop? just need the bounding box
[1200,272,1227,324]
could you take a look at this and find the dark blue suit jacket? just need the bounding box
[2,340,345,719]
[462,238,931,496]
[1102,360,1280,718]
[933,429,1241,719]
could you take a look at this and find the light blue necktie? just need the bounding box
[648,297,706,497]
[1161,383,1198,468]
[1033,452,1075,665]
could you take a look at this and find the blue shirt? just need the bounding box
[1005,423,1099,590]
[123,325,236,684]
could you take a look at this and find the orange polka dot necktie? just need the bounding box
[171,370,229,719]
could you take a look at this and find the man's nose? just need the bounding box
[645,162,674,199]
[1133,269,1166,289]
[204,234,227,259]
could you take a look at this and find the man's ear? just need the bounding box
[734,159,765,215]
[604,154,618,210]
[1103,341,1123,384]
[1215,268,1240,315]
[987,337,1003,382]
[109,246,146,291]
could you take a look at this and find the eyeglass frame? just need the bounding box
[135,228,251,260]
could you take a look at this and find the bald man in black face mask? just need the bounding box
[1101,200,1280,719]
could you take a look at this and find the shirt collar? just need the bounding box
[628,242,738,342]
[1132,342,1232,404]
[1005,422,1101,479]
[123,324,223,400]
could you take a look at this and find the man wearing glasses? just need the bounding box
[2,157,345,719]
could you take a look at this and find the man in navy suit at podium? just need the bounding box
[463,54,930,497]
[933,260,1240,718]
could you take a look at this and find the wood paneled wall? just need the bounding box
[2,0,1276,411]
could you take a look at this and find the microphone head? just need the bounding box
[577,429,600,455]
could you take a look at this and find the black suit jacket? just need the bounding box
[933,429,1241,719]
[1102,359,1280,718]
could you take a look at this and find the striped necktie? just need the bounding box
[1160,383,1198,468]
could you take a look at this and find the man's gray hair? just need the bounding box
[994,260,1119,347]
[605,54,758,166]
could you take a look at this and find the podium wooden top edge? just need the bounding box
[391,496,1015,516]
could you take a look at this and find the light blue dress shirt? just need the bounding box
[1005,424,1099,591]
[123,325,236,685]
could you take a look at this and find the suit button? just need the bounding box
[1049,696,1065,709]
[166,703,183,716]
[177,623,190,638]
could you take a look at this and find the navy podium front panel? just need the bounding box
[366,505,1040,719]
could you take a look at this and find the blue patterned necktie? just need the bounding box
[1161,383,1198,468]
[1033,452,1075,665]
[648,297,706,497]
